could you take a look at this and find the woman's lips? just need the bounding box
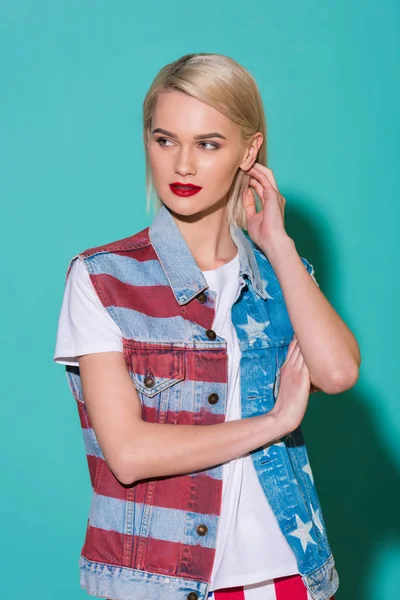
[169,184,202,197]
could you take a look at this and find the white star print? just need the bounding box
[289,515,317,552]
[302,462,314,484]
[311,505,324,534]
[238,315,271,346]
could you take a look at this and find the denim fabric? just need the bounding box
[63,204,339,600]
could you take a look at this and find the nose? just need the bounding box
[174,146,196,177]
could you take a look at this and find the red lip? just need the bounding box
[170,181,202,189]
[169,182,202,197]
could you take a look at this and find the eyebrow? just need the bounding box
[151,127,227,141]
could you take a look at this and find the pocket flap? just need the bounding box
[123,345,185,398]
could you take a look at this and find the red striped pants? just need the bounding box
[208,573,336,599]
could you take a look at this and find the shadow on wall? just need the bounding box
[284,197,400,600]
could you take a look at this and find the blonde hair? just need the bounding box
[142,53,267,229]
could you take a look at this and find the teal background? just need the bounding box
[1,1,399,599]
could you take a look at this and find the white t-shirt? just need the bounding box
[54,255,299,589]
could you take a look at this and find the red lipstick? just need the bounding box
[169,182,202,197]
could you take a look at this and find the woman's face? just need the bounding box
[147,90,249,219]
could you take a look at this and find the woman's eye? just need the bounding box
[199,141,219,151]
[155,137,173,147]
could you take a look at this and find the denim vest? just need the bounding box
[62,204,339,600]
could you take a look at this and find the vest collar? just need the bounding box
[149,204,267,305]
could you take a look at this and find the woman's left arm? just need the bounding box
[242,163,361,395]
[264,234,360,394]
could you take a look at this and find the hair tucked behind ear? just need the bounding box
[142,53,267,229]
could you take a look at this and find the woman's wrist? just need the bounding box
[259,233,295,265]
[264,410,295,442]
[263,409,293,443]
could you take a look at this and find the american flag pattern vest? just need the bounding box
[62,204,339,600]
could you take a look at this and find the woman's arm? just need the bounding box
[264,234,361,395]
[242,163,361,395]
[78,338,308,485]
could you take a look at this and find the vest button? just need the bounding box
[144,376,155,388]
[206,329,217,340]
[187,593,198,600]
[208,393,219,405]
[196,523,208,536]
[197,292,207,304]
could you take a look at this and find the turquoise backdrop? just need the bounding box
[2,1,399,599]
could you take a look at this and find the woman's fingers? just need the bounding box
[284,336,298,364]
[284,336,310,377]
[286,341,301,367]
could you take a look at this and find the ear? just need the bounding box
[239,132,264,172]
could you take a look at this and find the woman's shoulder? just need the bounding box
[79,225,151,259]
[241,229,318,293]
[64,225,151,280]
[242,229,316,276]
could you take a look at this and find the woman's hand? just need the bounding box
[242,163,291,253]
[269,335,312,434]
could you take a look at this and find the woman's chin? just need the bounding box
[160,194,227,221]
[160,197,209,219]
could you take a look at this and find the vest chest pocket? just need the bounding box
[123,344,185,405]
[242,337,293,402]
[240,337,292,414]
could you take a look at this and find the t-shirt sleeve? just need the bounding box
[300,256,320,287]
[54,257,123,366]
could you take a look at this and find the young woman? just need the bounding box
[54,53,360,600]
